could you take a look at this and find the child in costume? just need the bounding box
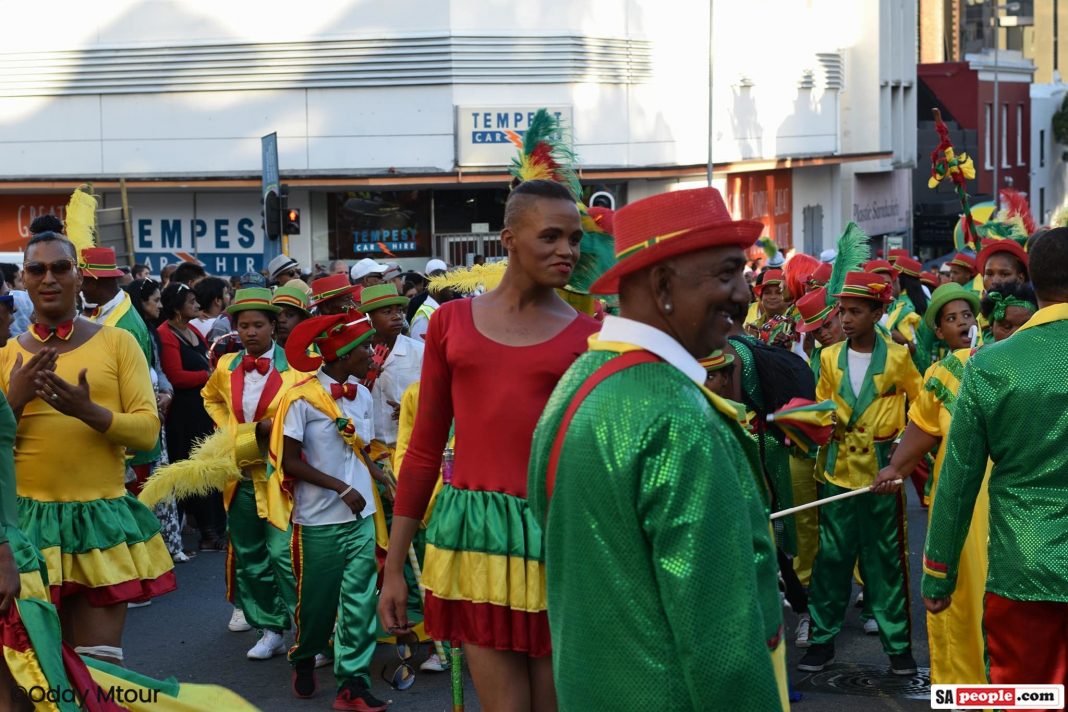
[872,282,984,684]
[272,284,312,347]
[979,282,1038,342]
[699,350,735,398]
[201,288,303,660]
[270,313,390,711]
[800,271,922,675]
[922,229,1068,691]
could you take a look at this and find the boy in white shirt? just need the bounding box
[270,313,391,711]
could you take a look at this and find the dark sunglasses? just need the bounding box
[380,635,416,690]
[24,260,75,278]
[0,295,15,313]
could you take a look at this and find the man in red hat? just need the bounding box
[529,187,786,711]
[799,271,923,675]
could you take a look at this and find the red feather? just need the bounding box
[999,189,1036,234]
[784,253,820,300]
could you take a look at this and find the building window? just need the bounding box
[1002,104,1010,168]
[1041,129,1046,167]
[1017,104,1025,166]
[985,104,994,169]
[802,205,823,256]
[1040,187,1046,223]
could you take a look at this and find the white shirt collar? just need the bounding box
[316,367,357,387]
[89,289,127,319]
[597,315,707,386]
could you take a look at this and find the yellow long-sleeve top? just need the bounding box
[201,345,307,520]
[816,336,922,489]
[0,327,159,502]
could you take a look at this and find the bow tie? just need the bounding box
[331,382,358,401]
[30,320,75,343]
[241,355,271,375]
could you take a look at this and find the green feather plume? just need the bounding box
[509,109,581,199]
[757,236,778,261]
[824,222,871,306]
[569,229,616,294]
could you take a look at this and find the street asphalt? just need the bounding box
[123,484,935,711]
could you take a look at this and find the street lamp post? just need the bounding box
[991,2,1032,200]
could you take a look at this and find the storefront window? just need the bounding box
[327,191,431,259]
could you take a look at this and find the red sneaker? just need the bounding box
[292,659,317,699]
[332,679,388,711]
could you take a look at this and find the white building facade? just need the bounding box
[0,0,916,273]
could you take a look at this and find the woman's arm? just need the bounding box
[157,325,209,389]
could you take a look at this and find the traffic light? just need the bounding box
[284,207,301,235]
[263,190,281,240]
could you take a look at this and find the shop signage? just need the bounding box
[853,170,910,235]
[456,106,573,167]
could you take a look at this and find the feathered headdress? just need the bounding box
[756,236,778,261]
[974,189,1035,247]
[507,108,615,295]
[784,253,820,300]
[824,222,871,307]
[64,185,97,258]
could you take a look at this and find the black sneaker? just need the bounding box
[889,651,918,676]
[292,658,317,699]
[797,642,835,672]
[333,679,388,712]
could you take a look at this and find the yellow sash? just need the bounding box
[268,377,389,549]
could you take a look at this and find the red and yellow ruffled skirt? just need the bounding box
[421,486,550,657]
[17,494,176,607]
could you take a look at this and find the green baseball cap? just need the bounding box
[924,282,980,332]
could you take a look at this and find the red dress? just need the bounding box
[394,298,599,656]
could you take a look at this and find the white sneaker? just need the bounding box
[314,653,332,669]
[228,608,252,633]
[420,653,449,672]
[795,614,811,648]
[863,617,879,635]
[854,590,865,608]
[247,630,286,660]
[127,600,152,609]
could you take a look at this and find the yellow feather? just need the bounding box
[64,186,97,257]
[428,262,508,294]
[138,428,240,508]
[1051,205,1068,229]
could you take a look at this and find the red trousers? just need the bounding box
[984,592,1068,698]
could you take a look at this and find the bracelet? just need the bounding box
[338,486,353,498]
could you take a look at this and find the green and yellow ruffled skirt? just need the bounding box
[421,486,550,656]
[17,494,176,607]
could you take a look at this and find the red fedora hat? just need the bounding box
[589,188,762,295]
[79,247,124,278]
[309,273,360,308]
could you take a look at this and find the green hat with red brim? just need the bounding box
[227,287,280,316]
[357,283,409,314]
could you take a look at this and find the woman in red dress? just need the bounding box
[380,180,600,710]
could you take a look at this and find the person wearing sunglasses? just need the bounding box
[0,231,173,665]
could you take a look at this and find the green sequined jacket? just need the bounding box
[529,349,783,712]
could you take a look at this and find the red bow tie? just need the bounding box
[241,355,271,375]
[30,320,75,343]
[331,382,358,401]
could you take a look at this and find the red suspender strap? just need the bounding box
[545,350,662,501]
